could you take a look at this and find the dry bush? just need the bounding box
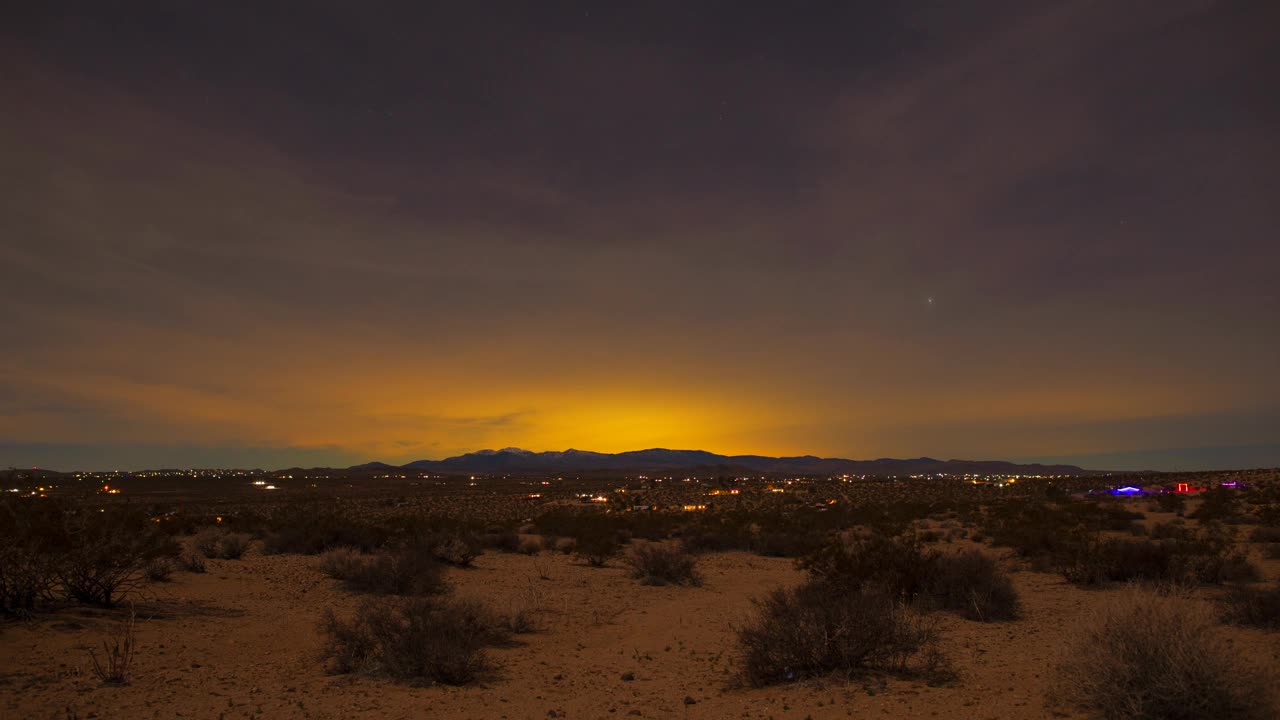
[318,547,447,596]
[144,559,174,582]
[2,499,181,612]
[192,528,221,558]
[88,609,137,686]
[1051,586,1276,720]
[193,529,251,560]
[1220,584,1280,630]
[59,510,181,607]
[217,532,251,559]
[573,528,620,568]
[801,534,1020,621]
[255,505,389,556]
[480,530,520,553]
[623,543,701,586]
[736,584,949,687]
[517,537,543,555]
[922,549,1020,621]
[402,532,483,568]
[178,553,206,574]
[1060,536,1260,587]
[319,597,510,685]
[0,497,71,614]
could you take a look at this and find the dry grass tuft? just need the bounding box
[88,609,137,686]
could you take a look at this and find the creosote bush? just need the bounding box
[2,499,180,611]
[737,584,948,687]
[923,549,1020,621]
[318,546,448,596]
[1051,586,1276,720]
[801,534,1020,621]
[144,559,174,582]
[320,596,513,685]
[194,528,252,560]
[58,510,181,608]
[1060,535,1260,587]
[178,553,206,574]
[984,499,1260,587]
[624,543,701,586]
[425,533,482,568]
[569,520,622,567]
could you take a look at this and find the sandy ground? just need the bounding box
[2,540,1277,720]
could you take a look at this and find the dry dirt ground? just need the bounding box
[2,539,1278,720]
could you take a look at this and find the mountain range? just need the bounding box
[352,448,1090,476]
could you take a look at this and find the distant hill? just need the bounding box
[348,461,399,470]
[369,448,1090,476]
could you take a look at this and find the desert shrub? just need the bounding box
[503,605,540,635]
[1192,487,1244,523]
[679,525,749,554]
[178,553,206,573]
[800,533,935,598]
[517,537,542,555]
[1263,543,1280,560]
[751,530,827,558]
[318,547,447,596]
[1220,584,1280,630]
[193,528,222,558]
[0,497,69,613]
[320,597,509,685]
[144,559,174,582]
[480,530,521,553]
[193,528,251,559]
[1051,587,1276,720]
[257,505,389,555]
[1060,536,1260,587]
[422,533,482,568]
[217,533,250,559]
[624,543,701,586]
[922,550,1020,621]
[800,535,1018,621]
[736,584,947,687]
[58,508,181,607]
[572,523,621,567]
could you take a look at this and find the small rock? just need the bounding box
[683,696,696,705]
[620,672,635,681]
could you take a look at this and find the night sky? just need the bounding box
[3,2,1278,471]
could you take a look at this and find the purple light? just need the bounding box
[1110,486,1143,496]
[1221,481,1238,487]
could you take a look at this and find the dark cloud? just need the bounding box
[2,1,1278,469]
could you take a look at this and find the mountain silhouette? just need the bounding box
[353,448,1089,475]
